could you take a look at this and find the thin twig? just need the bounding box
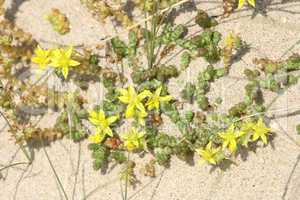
[13,164,30,200]
[234,104,300,123]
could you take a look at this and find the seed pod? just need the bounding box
[24,127,64,144]
[215,67,228,78]
[46,8,70,35]
[185,111,194,123]
[181,83,196,103]
[253,58,281,74]
[89,54,99,65]
[229,102,248,117]
[285,53,300,71]
[194,111,206,126]
[244,69,260,80]
[196,94,209,110]
[195,9,218,29]
[140,159,156,177]
[160,44,176,59]
[222,0,237,17]
[149,113,163,126]
[156,65,179,82]
[105,137,122,149]
[154,147,171,167]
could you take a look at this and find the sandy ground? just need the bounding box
[1,0,300,200]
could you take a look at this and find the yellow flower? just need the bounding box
[218,124,245,153]
[238,0,255,9]
[50,46,80,79]
[89,127,106,143]
[31,45,52,69]
[252,118,271,144]
[240,120,255,147]
[196,141,221,165]
[146,86,172,111]
[88,110,118,137]
[224,32,236,47]
[118,86,151,119]
[120,127,145,151]
[241,121,255,133]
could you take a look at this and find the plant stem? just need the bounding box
[20,143,33,164]
[234,79,300,124]
[144,8,150,68]
[144,2,160,69]
[124,152,130,200]
[149,2,159,69]
[0,111,33,163]
[0,162,29,172]
[42,142,69,200]
[72,142,81,200]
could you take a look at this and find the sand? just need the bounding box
[1,0,300,199]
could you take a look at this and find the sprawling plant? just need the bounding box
[0,0,299,199]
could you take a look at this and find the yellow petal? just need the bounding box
[138,131,145,138]
[62,67,69,79]
[222,140,229,150]
[125,104,135,118]
[154,101,160,111]
[118,96,130,104]
[98,110,106,120]
[138,90,152,100]
[236,131,246,137]
[118,88,128,96]
[238,0,245,9]
[69,59,80,67]
[136,102,146,113]
[229,141,237,153]
[147,102,155,111]
[36,45,48,56]
[107,116,118,124]
[252,133,260,141]
[227,124,235,133]
[66,46,73,57]
[89,132,105,143]
[31,57,40,63]
[208,158,217,165]
[160,95,172,102]
[89,110,97,118]
[155,86,162,96]
[218,132,226,139]
[89,118,100,125]
[104,127,113,137]
[260,134,268,144]
[206,141,213,150]
[248,0,255,7]
[128,86,136,97]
